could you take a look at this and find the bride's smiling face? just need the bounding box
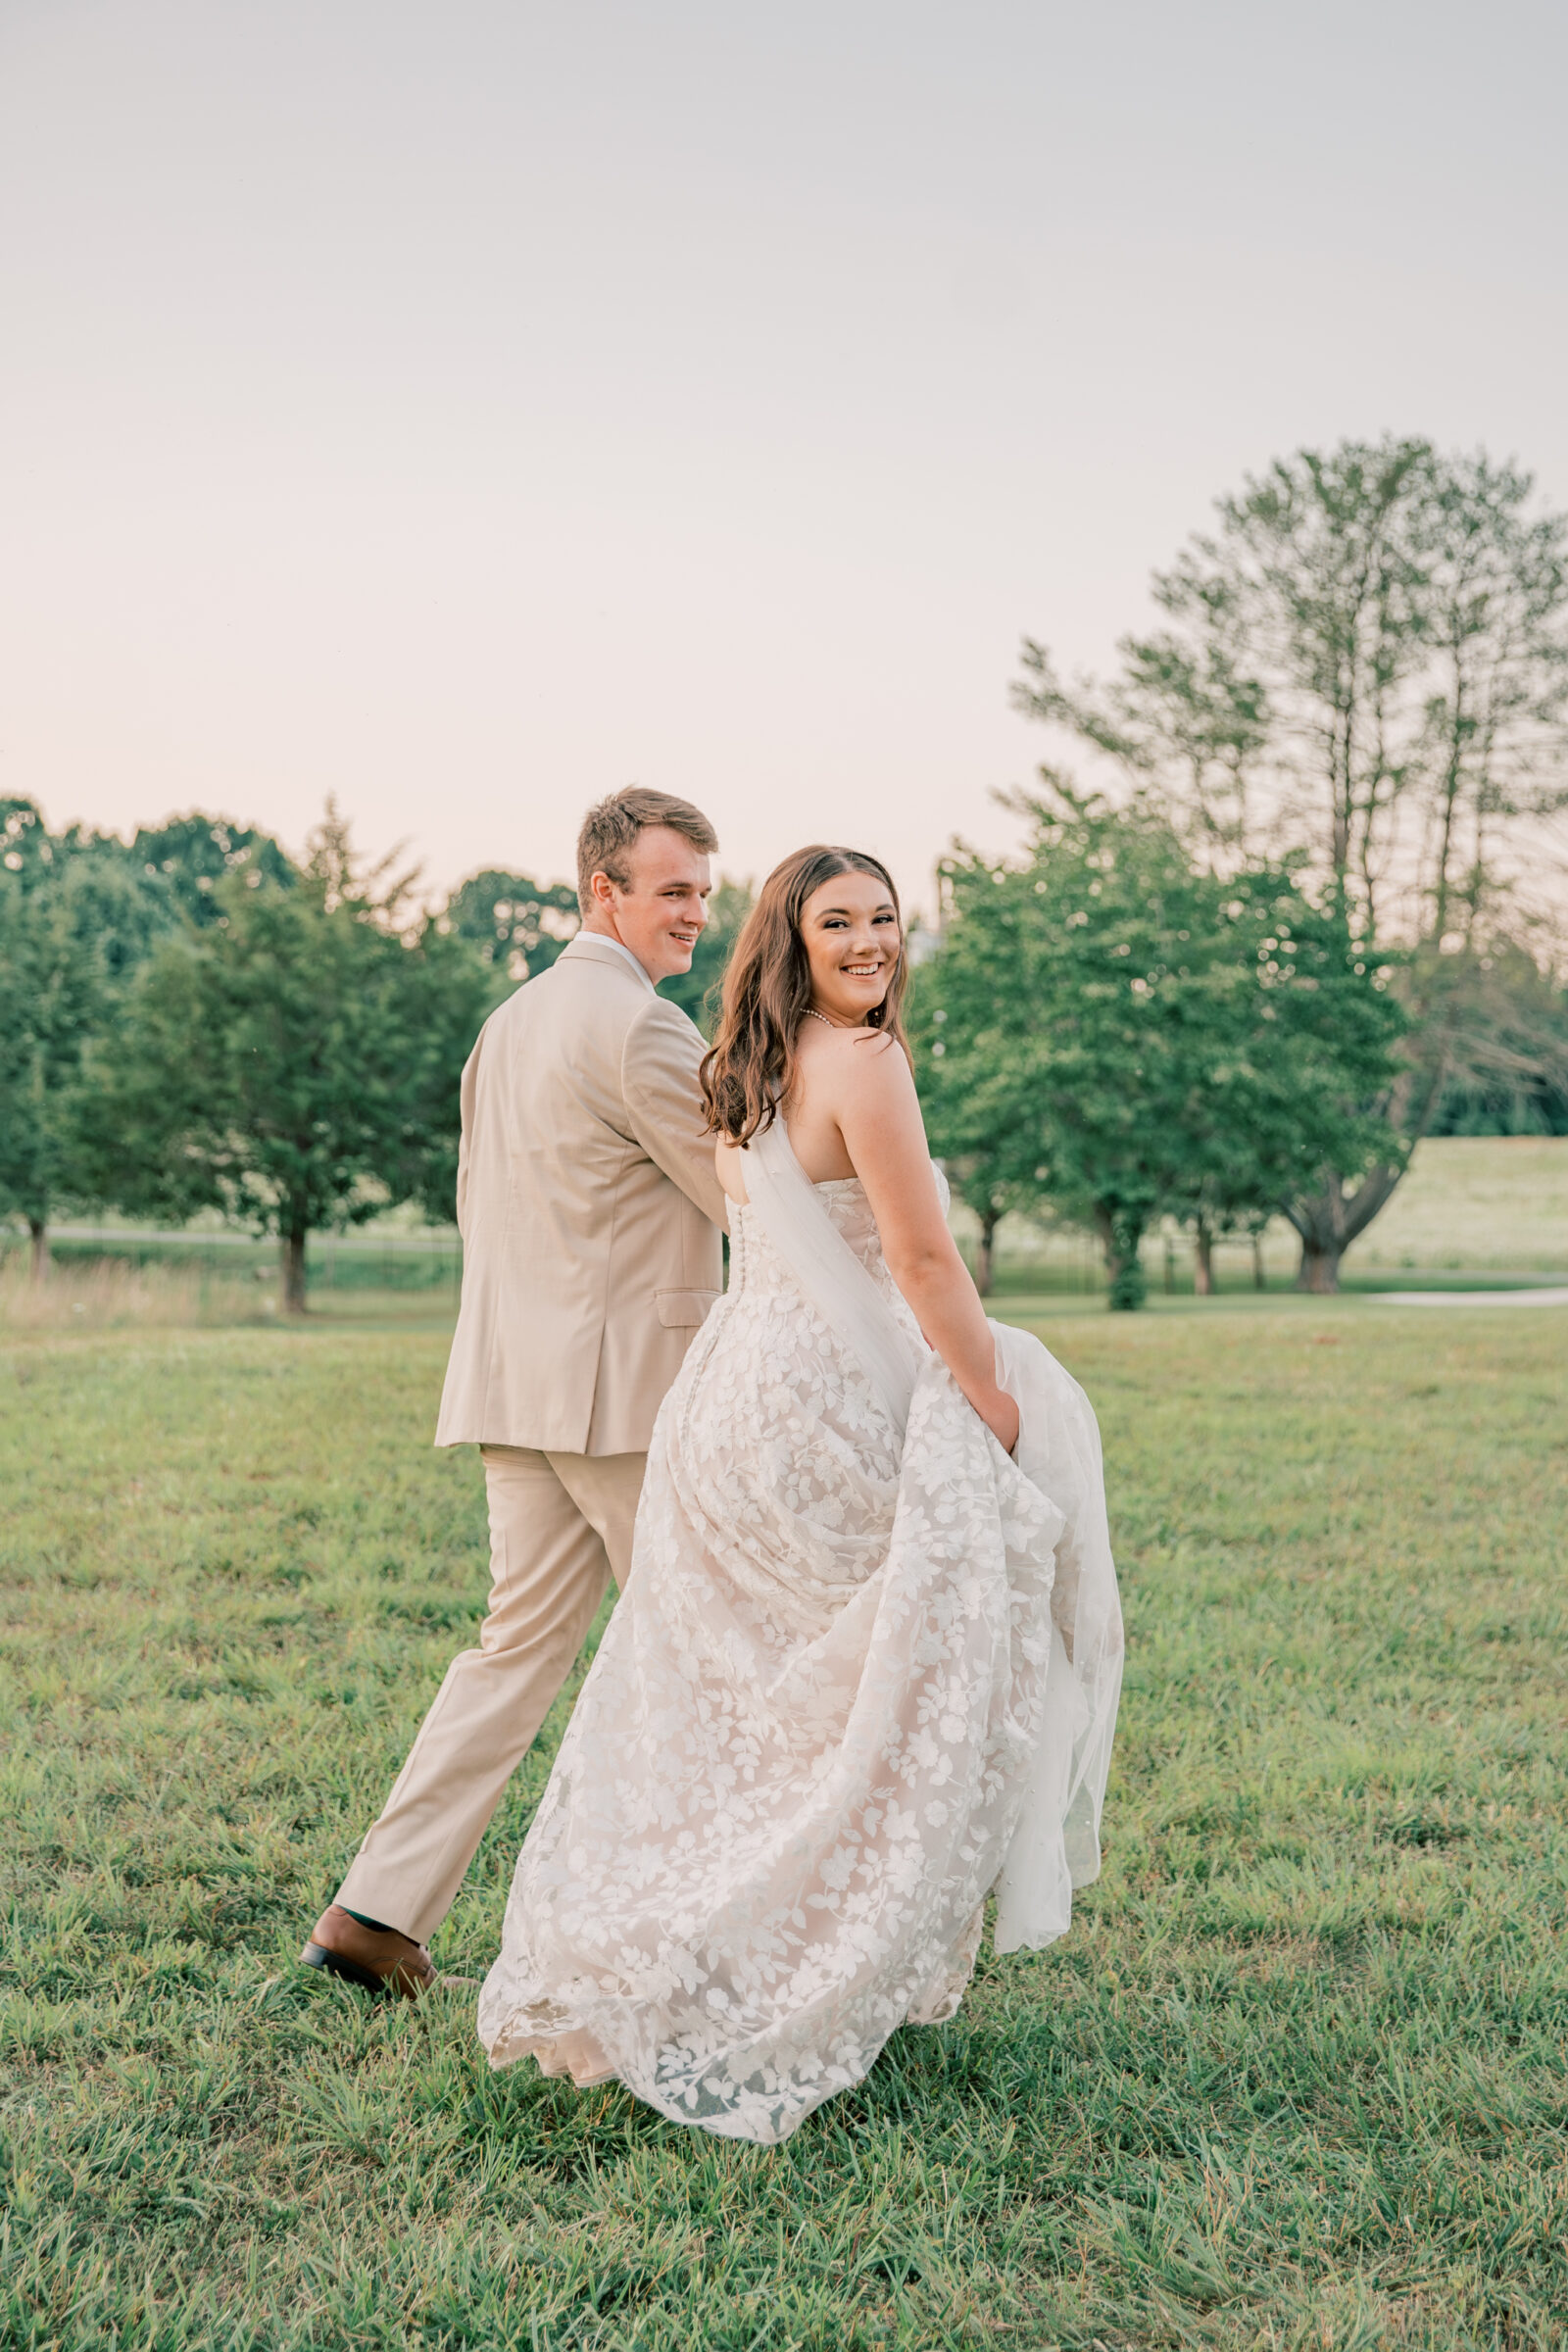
[800,869,902,1026]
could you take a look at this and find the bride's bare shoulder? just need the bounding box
[798,1023,906,1092]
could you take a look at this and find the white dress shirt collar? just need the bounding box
[574,927,657,990]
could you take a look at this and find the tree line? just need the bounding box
[3,436,1565,1310]
[998,434,1568,1296]
[0,800,749,1308]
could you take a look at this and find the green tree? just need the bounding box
[907,965,1025,1297]
[2,797,183,974]
[131,811,296,926]
[1167,872,1410,1295]
[1409,453,1568,946]
[442,868,581,980]
[915,793,1403,1309]
[1014,622,1270,860]
[102,811,497,1313]
[0,869,108,1278]
[1016,437,1568,1287]
[2,797,56,884]
[0,811,183,1275]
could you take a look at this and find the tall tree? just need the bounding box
[0,869,108,1278]
[442,868,581,980]
[1016,438,1568,1287]
[1,798,56,884]
[0,812,181,1274]
[915,792,1403,1307]
[131,811,296,926]
[1015,623,1270,858]
[1409,453,1568,943]
[101,811,496,1312]
[907,976,1025,1296]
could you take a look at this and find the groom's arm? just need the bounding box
[620,997,729,1229]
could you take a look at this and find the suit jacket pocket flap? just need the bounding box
[657,1288,719,1328]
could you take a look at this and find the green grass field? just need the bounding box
[3,1298,1566,2350]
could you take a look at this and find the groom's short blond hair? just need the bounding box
[576,788,718,917]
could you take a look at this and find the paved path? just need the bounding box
[1372,1287,1568,1307]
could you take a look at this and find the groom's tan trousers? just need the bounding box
[335,1444,645,1945]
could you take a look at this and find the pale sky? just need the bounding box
[3,0,1564,908]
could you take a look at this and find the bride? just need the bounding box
[477,845,1122,2143]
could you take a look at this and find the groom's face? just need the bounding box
[591,824,713,982]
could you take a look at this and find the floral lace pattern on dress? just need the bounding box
[477,1174,1066,2143]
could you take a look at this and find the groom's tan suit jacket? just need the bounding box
[338,931,725,1942]
[434,932,726,1456]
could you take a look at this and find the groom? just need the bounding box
[302,787,727,1995]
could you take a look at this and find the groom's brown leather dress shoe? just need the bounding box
[299,1904,436,2000]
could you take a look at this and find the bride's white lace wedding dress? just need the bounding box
[477,1125,1122,2143]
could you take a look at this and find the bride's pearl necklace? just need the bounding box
[806,1007,851,1029]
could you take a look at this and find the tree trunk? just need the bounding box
[976,1209,1000,1298]
[27,1216,49,1285]
[1193,1220,1214,1297]
[1289,1156,1408,1295]
[1163,1235,1176,1294]
[280,1227,309,1316]
[1286,1059,1444,1297]
[1251,1233,1266,1291]
[1297,1241,1343,1295]
[1095,1206,1148,1311]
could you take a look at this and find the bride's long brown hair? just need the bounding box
[700,845,910,1145]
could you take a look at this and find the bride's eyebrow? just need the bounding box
[817,903,897,918]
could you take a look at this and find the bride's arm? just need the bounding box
[830,1037,1020,1455]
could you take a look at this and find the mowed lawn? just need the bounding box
[1,1300,1565,2351]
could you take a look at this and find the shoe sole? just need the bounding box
[299,1940,394,1996]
